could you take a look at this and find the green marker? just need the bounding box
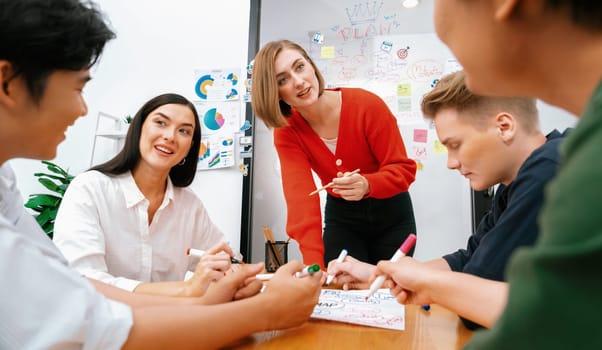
[295,263,321,278]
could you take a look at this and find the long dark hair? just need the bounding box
[91,93,201,187]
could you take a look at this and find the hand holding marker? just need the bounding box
[325,249,348,286]
[186,247,242,264]
[309,169,360,196]
[295,264,321,278]
[365,233,417,300]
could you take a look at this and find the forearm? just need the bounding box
[122,293,272,349]
[89,278,195,307]
[427,271,508,328]
[133,280,192,297]
[424,258,452,271]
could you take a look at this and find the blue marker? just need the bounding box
[421,305,431,311]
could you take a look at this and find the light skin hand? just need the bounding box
[331,172,369,201]
[375,257,436,306]
[199,241,235,273]
[132,262,230,298]
[327,255,375,290]
[376,257,508,328]
[200,263,264,305]
[260,260,323,330]
[184,260,226,298]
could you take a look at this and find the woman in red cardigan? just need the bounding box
[252,40,417,269]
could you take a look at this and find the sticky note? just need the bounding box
[398,97,412,112]
[413,129,428,143]
[413,146,427,160]
[321,46,335,59]
[397,83,411,96]
[433,140,447,154]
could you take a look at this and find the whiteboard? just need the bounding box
[250,0,473,263]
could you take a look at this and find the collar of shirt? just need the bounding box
[118,171,175,210]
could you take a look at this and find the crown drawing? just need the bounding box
[345,1,384,25]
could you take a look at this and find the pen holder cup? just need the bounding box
[265,241,288,272]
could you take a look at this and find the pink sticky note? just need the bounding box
[413,129,428,143]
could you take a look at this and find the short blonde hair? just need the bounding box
[421,71,539,132]
[251,40,325,128]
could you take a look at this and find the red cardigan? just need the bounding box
[274,88,416,267]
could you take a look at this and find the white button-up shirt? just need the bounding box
[0,164,132,349]
[54,170,226,291]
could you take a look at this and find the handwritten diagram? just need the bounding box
[311,289,405,330]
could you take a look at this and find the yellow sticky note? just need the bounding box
[397,83,411,96]
[433,140,447,154]
[321,46,335,59]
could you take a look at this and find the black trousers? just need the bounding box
[323,191,416,266]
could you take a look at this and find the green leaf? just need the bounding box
[35,208,53,227]
[38,178,61,192]
[27,160,74,239]
[42,160,69,177]
[42,222,54,239]
[33,172,71,184]
[24,194,61,208]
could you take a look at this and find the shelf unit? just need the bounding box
[89,112,128,166]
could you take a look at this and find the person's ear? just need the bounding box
[0,61,16,108]
[0,60,16,107]
[495,0,545,21]
[495,112,516,142]
[494,0,520,20]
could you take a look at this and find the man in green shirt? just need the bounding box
[378,1,602,348]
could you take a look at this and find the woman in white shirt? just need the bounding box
[54,93,236,297]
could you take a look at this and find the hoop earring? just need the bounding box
[178,158,186,166]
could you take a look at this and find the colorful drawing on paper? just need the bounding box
[203,108,225,131]
[194,101,240,170]
[199,141,210,160]
[311,289,405,331]
[194,69,240,101]
[197,135,234,170]
[194,101,240,137]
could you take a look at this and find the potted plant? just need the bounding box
[24,160,74,239]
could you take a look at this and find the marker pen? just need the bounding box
[186,247,241,264]
[325,249,348,286]
[256,273,274,281]
[186,248,206,258]
[365,233,417,300]
[295,263,321,278]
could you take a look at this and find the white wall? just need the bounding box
[10,0,251,250]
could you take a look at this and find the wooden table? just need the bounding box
[224,304,474,349]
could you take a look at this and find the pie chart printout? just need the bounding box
[203,108,225,131]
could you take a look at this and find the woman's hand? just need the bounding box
[331,171,369,201]
[326,255,375,290]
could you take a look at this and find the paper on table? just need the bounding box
[311,289,405,331]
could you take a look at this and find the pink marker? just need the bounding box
[365,233,417,300]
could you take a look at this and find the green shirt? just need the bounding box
[466,81,602,349]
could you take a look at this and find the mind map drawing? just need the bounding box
[311,289,405,330]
